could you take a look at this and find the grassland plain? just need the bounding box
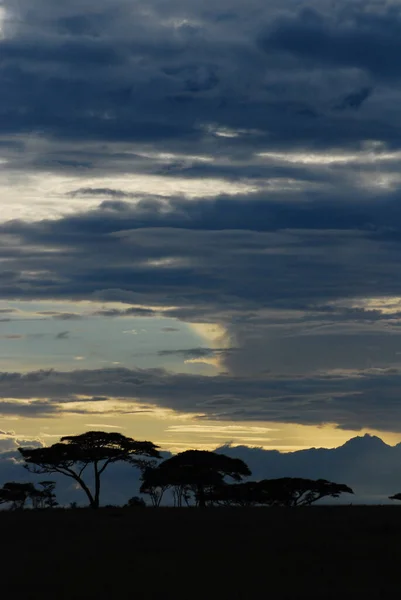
[2,506,401,599]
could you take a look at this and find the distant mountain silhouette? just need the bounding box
[216,435,401,504]
[341,433,386,448]
[2,435,400,505]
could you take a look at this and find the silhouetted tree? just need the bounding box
[0,481,58,509]
[152,450,251,508]
[258,478,354,507]
[205,481,259,507]
[126,496,147,508]
[19,431,160,509]
[206,478,353,507]
[140,465,170,507]
[389,493,401,501]
[0,482,37,510]
[38,481,58,508]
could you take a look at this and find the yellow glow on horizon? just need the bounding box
[5,409,401,455]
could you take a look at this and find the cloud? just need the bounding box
[1,192,401,322]
[48,312,84,321]
[67,188,143,199]
[94,307,156,318]
[262,6,401,79]
[334,87,373,111]
[1,0,401,173]
[3,0,401,436]
[158,347,220,357]
[0,431,42,453]
[55,331,69,340]
[3,193,401,383]
[0,365,401,431]
[157,347,237,362]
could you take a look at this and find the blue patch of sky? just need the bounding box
[0,302,213,373]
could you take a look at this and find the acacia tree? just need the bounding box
[0,482,37,510]
[257,478,354,507]
[0,481,58,509]
[205,481,259,507]
[140,465,170,507]
[205,478,354,507]
[37,481,58,508]
[145,450,251,508]
[19,431,160,509]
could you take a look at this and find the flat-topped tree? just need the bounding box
[19,431,161,509]
[0,482,37,510]
[254,478,354,507]
[204,478,354,507]
[154,450,251,507]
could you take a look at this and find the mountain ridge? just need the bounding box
[215,434,401,503]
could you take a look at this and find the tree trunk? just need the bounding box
[74,475,96,509]
[197,484,206,508]
[93,463,100,509]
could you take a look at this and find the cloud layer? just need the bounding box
[1,0,401,434]
[0,365,401,432]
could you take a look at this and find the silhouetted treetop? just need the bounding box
[205,477,354,507]
[19,431,160,509]
[161,450,251,480]
[140,465,171,507]
[0,481,56,510]
[147,450,251,507]
[257,477,354,507]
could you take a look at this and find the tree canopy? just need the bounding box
[205,478,354,507]
[141,450,251,507]
[19,431,161,509]
[0,481,57,510]
[0,482,37,510]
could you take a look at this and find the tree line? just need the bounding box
[3,429,398,510]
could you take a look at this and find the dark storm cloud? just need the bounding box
[0,400,59,417]
[262,6,401,79]
[2,0,401,164]
[2,365,401,432]
[335,87,373,111]
[0,193,401,313]
[1,192,401,386]
[3,0,401,433]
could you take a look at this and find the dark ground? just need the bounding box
[2,506,401,599]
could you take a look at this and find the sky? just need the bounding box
[3,0,401,456]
